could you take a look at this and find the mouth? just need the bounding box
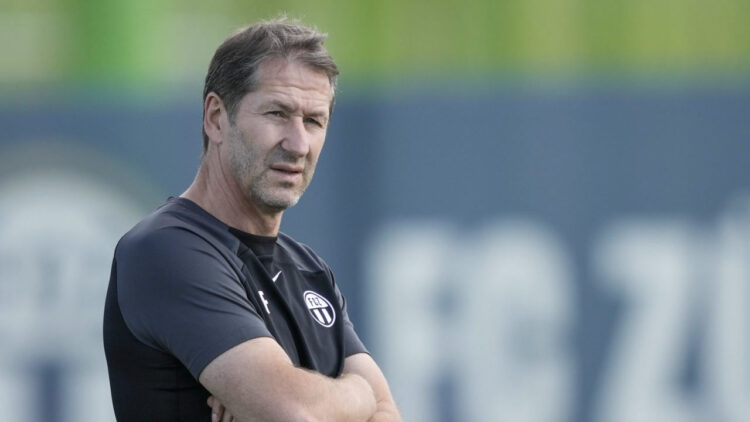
[269,163,304,178]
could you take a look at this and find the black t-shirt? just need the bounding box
[103,197,367,421]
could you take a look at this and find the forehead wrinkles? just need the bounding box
[262,85,331,114]
[253,59,332,113]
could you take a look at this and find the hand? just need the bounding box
[207,395,235,422]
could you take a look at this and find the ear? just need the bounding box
[203,92,227,147]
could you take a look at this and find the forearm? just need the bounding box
[222,370,376,422]
[343,354,403,422]
[200,339,377,422]
[307,371,377,422]
[369,412,402,422]
[226,371,375,422]
[367,404,403,422]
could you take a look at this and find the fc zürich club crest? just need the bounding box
[303,290,336,327]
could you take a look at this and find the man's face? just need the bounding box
[224,58,332,212]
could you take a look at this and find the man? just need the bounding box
[103,19,402,422]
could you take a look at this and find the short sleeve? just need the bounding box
[115,226,272,379]
[329,271,369,357]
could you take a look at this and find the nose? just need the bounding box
[280,117,310,157]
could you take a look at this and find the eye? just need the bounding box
[304,117,323,128]
[266,110,285,118]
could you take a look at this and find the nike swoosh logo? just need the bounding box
[272,271,282,282]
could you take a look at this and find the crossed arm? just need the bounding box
[342,352,402,422]
[199,337,402,422]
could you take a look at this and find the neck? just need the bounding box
[181,148,283,237]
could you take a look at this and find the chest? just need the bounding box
[237,256,345,377]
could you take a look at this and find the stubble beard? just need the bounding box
[227,128,311,212]
[252,171,304,212]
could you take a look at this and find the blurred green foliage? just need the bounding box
[1,0,748,87]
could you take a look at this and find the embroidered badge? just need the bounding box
[303,290,336,327]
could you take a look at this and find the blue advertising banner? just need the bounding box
[0,86,748,422]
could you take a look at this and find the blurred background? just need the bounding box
[1,0,749,421]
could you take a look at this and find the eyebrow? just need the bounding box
[266,99,329,121]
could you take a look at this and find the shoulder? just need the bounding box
[112,200,252,351]
[116,197,239,264]
[114,198,245,298]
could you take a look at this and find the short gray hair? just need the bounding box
[201,18,339,152]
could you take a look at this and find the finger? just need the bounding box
[211,399,224,422]
[207,396,214,407]
[221,406,232,422]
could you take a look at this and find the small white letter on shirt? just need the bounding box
[258,291,270,314]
